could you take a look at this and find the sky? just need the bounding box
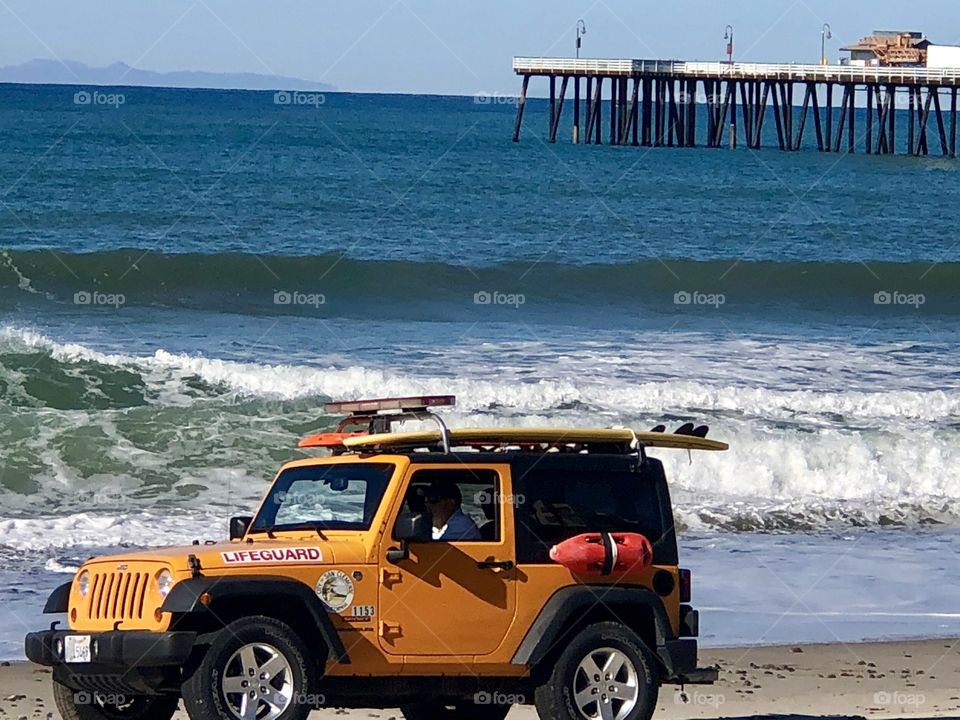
[2,1,960,95]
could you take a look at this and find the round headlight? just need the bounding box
[156,569,174,597]
[77,570,90,598]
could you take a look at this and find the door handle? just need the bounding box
[477,560,514,571]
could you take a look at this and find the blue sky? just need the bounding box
[3,1,960,94]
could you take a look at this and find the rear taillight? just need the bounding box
[679,568,691,602]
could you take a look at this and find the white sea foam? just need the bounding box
[2,325,957,423]
[43,557,82,574]
[0,511,228,552]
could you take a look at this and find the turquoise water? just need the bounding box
[1,84,959,655]
[1,84,958,263]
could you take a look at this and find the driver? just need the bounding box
[424,480,480,541]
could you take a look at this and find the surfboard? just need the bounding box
[342,427,728,452]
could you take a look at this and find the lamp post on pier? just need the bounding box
[573,19,587,143]
[725,25,734,65]
[821,23,833,65]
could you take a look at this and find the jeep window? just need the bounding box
[513,468,666,563]
[398,468,500,542]
[251,463,395,532]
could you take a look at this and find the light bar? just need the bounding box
[323,395,456,415]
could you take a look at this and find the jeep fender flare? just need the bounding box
[511,585,672,668]
[161,575,349,664]
[43,581,73,614]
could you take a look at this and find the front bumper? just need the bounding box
[25,629,196,695]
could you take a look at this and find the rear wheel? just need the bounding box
[400,701,510,720]
[52,680,178,720]
[534,622,659,720]
[181,616,313,720]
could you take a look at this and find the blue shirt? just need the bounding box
[433,509,481,541]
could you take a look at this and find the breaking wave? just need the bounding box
[1,326,959,536]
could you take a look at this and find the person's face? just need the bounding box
[425,495,456,523]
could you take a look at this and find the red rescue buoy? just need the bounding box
[549,532,653,576]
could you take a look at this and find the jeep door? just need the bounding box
[377,464,517,656]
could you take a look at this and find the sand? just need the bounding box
[4,638,960,719]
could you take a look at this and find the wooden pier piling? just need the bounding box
[952,88,958,157]
[512,58,960,157]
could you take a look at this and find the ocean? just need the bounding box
[1,83,959,658]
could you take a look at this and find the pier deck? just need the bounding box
[511,57,960,156]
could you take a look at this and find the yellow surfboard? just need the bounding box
[342,427,728,452]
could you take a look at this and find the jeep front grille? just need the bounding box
[85,572,151,622]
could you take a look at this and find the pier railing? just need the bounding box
[513,57,960,84]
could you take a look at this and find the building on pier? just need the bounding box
[841,32,931,68]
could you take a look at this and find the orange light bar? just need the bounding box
[298,431,369,449]
[323,395,456,415]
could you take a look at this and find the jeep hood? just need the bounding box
[81,535,369,573]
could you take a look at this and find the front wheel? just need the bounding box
[181,616,313,720]
[52,680,178,720]
[534,621,659,720]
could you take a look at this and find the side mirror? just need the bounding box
[230,516,253,540]
[387,513,432,564]
[394,512,433,542]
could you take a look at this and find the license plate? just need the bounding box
[64,635,92,663]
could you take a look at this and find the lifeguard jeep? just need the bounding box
[26,395,725,720]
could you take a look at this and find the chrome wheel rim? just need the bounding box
[221,642,295,720]
[573,647,639,720]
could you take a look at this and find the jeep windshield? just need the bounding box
[250,462,395,533]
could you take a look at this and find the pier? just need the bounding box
[512,58,960,156]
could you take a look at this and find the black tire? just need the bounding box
[401,701,510,720]
[181,616,314,720]
[52,679,178,720]
[534,621,659,720]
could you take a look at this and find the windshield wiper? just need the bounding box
[249,521,327,540]
[246,524,276,539]
[298,522,328,540]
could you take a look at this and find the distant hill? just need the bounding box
[0,59,335,92]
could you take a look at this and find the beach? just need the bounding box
[5,639,959,719]
[2,81,960,706]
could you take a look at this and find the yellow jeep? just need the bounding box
[26,395,724,720]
